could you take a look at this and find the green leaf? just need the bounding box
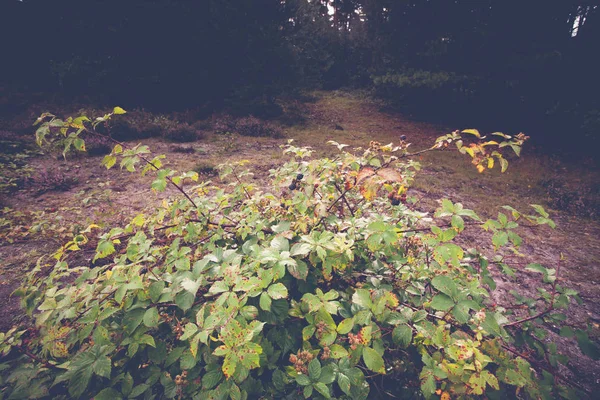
[288,259,309,280]
[102,154,117,169]
[303,384,313,398]
[151,177,167,192]
[129,384,150,398]
[559,326,575,338]
[314,382,331,398]
[173,291,193,312]
[362,346,385,374]
[267,283,288,300]
[319,365,335,384]
[272,369,287,391]
[69,365,93,398]
[420,373,436,397]
[179,323,198,341]
[123,308,145,334]
[431,275,458,298]
[240,305,259,320]
[260,292,272,311]
[337,373,351,395]
[296,373,311,386]
[330,344,349,359]
[94,388,122,400]
[392,325,412,348]
[308,358,322,379]
[149,281,165,303]
[337,318,354,334]
[575,330,600,360]
[202,368,223,390]
[352,289,372,309]
[222,353,238,378]
[95,240,115,261]
[430,294,455,311]
[143,307,160,327]
[492,231,509,248]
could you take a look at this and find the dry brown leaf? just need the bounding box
[376,168,402,182]
[356,167,375,183]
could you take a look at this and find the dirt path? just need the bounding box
[1,90,599,390]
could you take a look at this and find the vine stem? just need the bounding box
[19,346,57,370]
[500,343,590,395]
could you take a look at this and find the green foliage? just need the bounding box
[0,110,593,399]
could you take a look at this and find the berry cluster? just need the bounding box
[388,191,407,206]
[174,370,188,386]
[289,350,315,374]
[288,173,304,191]
[347,330,368,350]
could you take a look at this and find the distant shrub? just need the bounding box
[234,116,283,138]
[32,168,78,195]
[192,119,213,131]
[83,133,112,156]
[212,115,237,135]
[170,145,196,154]
[193,160,217,176]
[163,122,201,143]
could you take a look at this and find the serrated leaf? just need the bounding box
[143,307,160,327]
[337,374,351,395]
[314,382,331,398]
[430,294,455,311]
[329,344,349,359]
[431,275,457,298]
[308,358,321,379]
[296,373,311,386]
[94,388,122,400]
[362,346,385,374]
[392,325,412,348]
[260,292,272,311]
[267,283,288,300]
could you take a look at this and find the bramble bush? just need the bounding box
[0,108,597,399]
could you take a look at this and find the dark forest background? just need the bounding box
[1,0,598,151]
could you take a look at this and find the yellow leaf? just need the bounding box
[106,270,113,279]
[481,141,499,147]
[476,164,485,173]
[113,106,127,115]
[487,157,494,169]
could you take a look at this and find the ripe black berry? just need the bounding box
[289,183,297,190]
[296,173,304,180]
[400,135,407,141]
[391,198,400,206]
[140,267,148,275]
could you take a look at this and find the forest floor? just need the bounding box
[1,90,599,392]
